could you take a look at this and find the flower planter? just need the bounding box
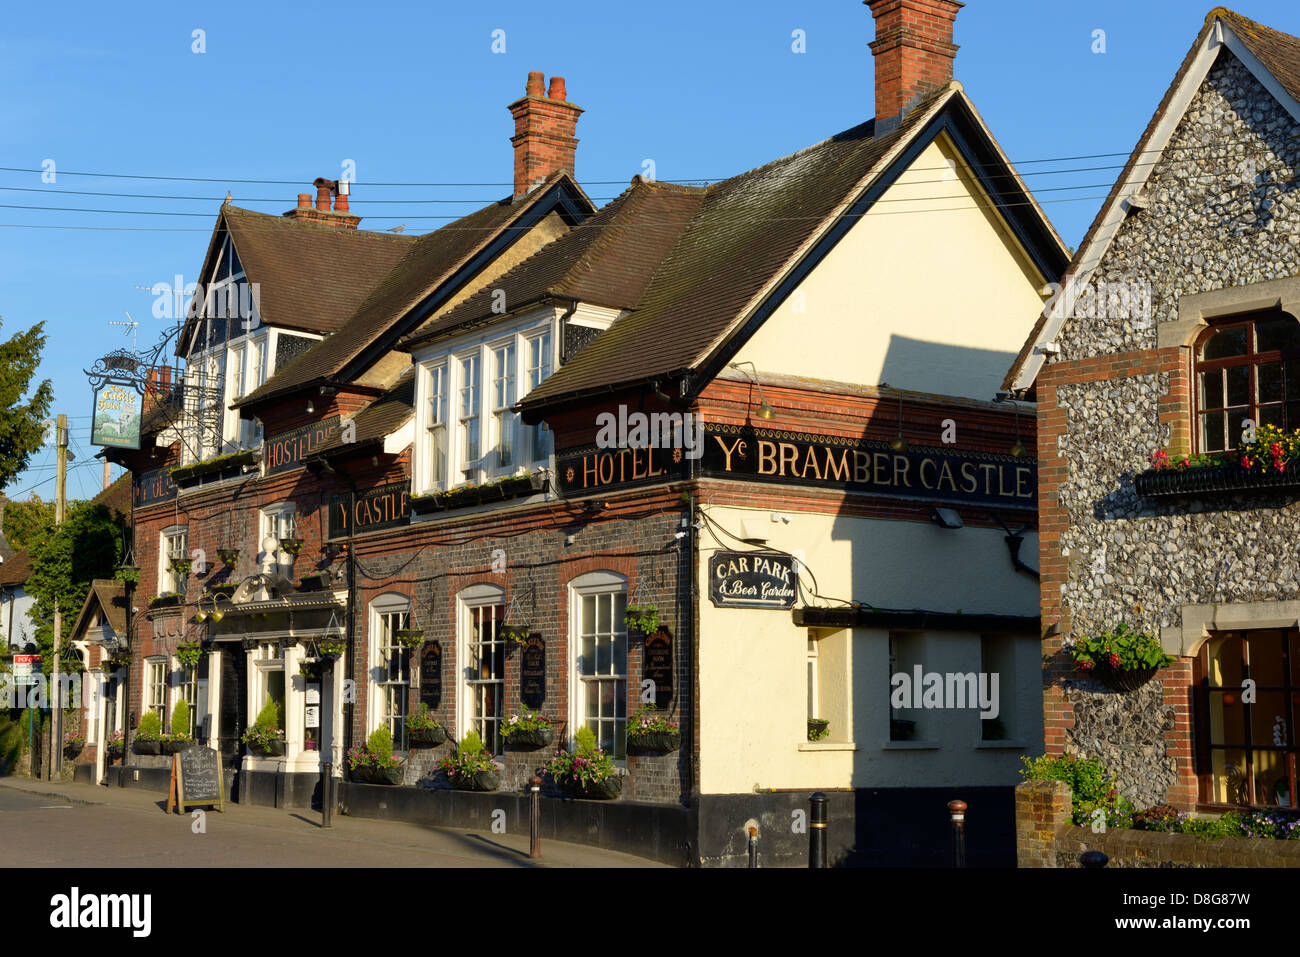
[106,746,124,762]
[447,768,499,791]
[357,765,404,786]
[163,738,196,755]
[209,584,237,599]
[1092,664,1159,692]
[133,739,162,755]
[1135,464,1300,499]
[297,576,327,592]
[248,739,286,757]
[408,727,447,747]
[564,776,622,800]
[504,727,553,750]
[628,731,680,754]
[150,594,183,609]
[807,718,831,741]
[63,742,84,760]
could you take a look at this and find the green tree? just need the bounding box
[3,494,55,551]
[24,501,124,674]
[0,320,54,489]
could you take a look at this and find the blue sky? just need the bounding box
[1,0,1297,501]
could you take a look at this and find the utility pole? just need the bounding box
[48,413,67,780]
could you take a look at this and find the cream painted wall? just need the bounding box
[697,504,1042,794]
[733,134,1048,400]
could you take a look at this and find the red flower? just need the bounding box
[1108,653,1122,668]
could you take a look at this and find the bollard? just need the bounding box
[747,822,760,869]
[321,761,333,828]
[808,792,828,868]
[948,799,967,868]
[529,776,542,860]
[1080,850,1108,868]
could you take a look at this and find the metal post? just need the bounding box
[320,761,333,828]
[808,792,828,868]
[529,776,542,859]
[747,823,760,869]
[1080,850,1108,868]
[948,799,967,868]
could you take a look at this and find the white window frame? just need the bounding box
[525,329,553,464]
[425,361,448,490]
[174,658,198,737]
[260,503,298,571]
[568,571,628,760]
[249,641,285,745]
[491,339,517,472]
[807,637,819,721]
[143,657,167,722]
[457,584,506,756]
[160,525,188,594]
[457,351,482,481]
[367,594,412,750]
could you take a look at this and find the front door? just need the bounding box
[218,646,247,800]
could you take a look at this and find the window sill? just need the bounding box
[882,740,941,750]
[410,471,548,513]
[798,741,857,752]
[975,739,1026,750]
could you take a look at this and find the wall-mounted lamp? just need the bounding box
[890,393,909,453]
[727,361,775,420]
[930,507,963,529]
[306,400,315,414]
[1010,409,1026,458]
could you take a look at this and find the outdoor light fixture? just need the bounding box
[930,507,963,529]
[1010,408,1027,458]
[890,394,908,453]
[728,361,775,421]
[307,400,315,414]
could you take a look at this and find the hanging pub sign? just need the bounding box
[135,466,178,507]
[709,550,799,609]
[91,382,143,450]
[700,425,1036,509]
[265,416,340,475]
[642,631,673,707]
[419,640,442,709]
[328,481,410,539]
[520,635,546,709]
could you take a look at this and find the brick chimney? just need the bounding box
[282,177,361,229]
[868,0,961,130]
[508,72,583,199]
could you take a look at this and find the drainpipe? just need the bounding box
[557,298,579,365]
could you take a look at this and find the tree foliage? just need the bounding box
[24,501,124,673]
[0,319,54,490]
[3,494,55,551]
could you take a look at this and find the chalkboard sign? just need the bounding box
[520,635,545,710]
[643,631,673,708]
[167,746,225,813]
[419,641,442,709]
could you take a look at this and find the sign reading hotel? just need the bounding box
[328,481,410,539]
[134,467,178,508]
[709,551,798,609]
[555,444,690,495]
[91,382,142,450]
[701,426,1035,508]
[265,416,340,475]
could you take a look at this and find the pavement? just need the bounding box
[0,775,668,868]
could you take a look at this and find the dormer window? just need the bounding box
[1196,311,1300,452]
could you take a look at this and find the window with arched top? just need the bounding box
[1196,311,1300,452]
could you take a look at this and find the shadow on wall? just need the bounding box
[878,334,1017,402]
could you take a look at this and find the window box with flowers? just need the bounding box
[406,703,446,747]
[208,582,237,600]
[626,704,680,754]
[546,727,623,800]
[133,712,164,755]
[150,593,184,609]
[501,710,553,749]
[242,699,286,756]
[348,726,405,785]
[437,731,500,790]
[1070,624,1176,692]
[1137,426,1300,498]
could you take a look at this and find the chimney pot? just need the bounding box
[509,72,583,199]
[334,192,350,213]
[297,193,312,210]
[526,71,545,97]
[315,184,331,211]
[547,76,567,101]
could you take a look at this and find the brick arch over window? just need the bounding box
[1194,310,1300,452]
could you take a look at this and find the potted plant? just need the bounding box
[626,703,680,754]
[347,726,405,785]
[176,642,203,669]
[625,604,659,638]
[133,711,163,755]
[164,700,195,754]
[393,627,425,649]
[437,731,500,791]
[105,730,125,761]
[279,537,304,559]
[501,710,553,749]
[241,698,286,756]
[545,726,622,800]
[63,731,85,759]
[499,624,531,645]
[1071,623,1177,692]
[217,547,240,566]
[807,718,830,742]
[114,564,140,586]
[169,557,193,578]
[298,658,325,680]
[103,649,132,673]
[406,704,446,747]
[319,638,347,660]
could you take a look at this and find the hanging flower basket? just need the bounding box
[625,604,659,638]
[393,628,425,649]
[279,537,304,558]
[298,658,325,680]
[114,565,140,585]
[170,558,193,578]
[1094,663,1159,692]
[319,639,347,659]
[628,730,680,754]
[176,642,203,669]
[1071,624,1174,692]
[217,548,240,566]
[500,625,532,645]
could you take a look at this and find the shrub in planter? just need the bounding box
[437,731,500,791]
[105,730,124,759]
[134,712,163,755]
[545,726,622,799]
[242,698,286,756]
[624,604,659,637]
[348,726,405,785]
[1020,754,1134,829]
[164,700,194,754]
[626,703,680,754]
[501,710,553,749]
[1071,624,1176,691]
[406,704,446,747]
[62,731,85,759]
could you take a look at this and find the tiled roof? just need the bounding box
[0,549,31,587]
[519,88,951,411]
[314,369,416,457]
[1220,8,1300,104]
[91,473,132,517]
[235,173,591,410]
[69,579,128,641]
[401,179,706,348]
